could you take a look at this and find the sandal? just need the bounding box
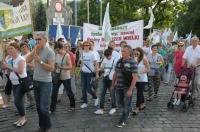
[16,119,26,127]
[132,108,139,116]
[147,97,152,101]
[68,108,75,112]
[139,106,146,110]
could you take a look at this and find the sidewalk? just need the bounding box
[0,81,200,132]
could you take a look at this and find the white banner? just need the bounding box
[83,20,144,50]
[0,0,33,38]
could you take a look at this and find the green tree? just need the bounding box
[34,1,46,31]
[175,0,200,37]
[77,0,183,31]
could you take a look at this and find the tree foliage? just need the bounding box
[176,0,200,37]
[77,0,183,31]
[34,1,46,31]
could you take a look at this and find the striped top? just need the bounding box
[115,57,138,89]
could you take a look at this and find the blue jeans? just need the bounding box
[164,62,173,83]
[50,79,75,112]
[81,72,97,104]
[33,80,52,129]
[116,88,133,122]
[12,84,25,116]
[100,80,116,109]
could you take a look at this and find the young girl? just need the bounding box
[173,75,189,105]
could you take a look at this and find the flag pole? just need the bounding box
[100,1,102,26]
[29,0,35,39]
[87,0,90,23]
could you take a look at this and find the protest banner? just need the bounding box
[0,0,33,39]
[83,20,143,50]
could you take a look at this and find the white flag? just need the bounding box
[102,3,112,47]
[56,22,67,42]
[186,31,192,42]
[173,31,178,42]
[144,8,154,29]
[75,29,81,46]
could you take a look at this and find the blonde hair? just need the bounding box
[64,42,72,50]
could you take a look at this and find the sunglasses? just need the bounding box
[35,38,42,41]
[180,80,186,81]
[178,45,184,47]
[84,45,90,47]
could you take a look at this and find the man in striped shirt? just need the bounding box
[111,45,138,128]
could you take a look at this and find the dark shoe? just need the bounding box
[116,120,126,128]
[26,104,35,110]
[36,128,45,132]
[154,94,157,98]
[68,108,75,112]
[139,106,146,110]
[49,111,55,114]
[45,129,52,132]
[107,98,111,104]
[57,100,61,103]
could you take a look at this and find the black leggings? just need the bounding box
[135,82,146,107]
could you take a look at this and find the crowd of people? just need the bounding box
[1,33,200,131]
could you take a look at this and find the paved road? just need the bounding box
[0,80,200,132]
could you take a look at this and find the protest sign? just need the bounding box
[0,0,33,39]
[83,20,143,50]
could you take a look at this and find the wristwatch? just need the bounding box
[40,61,43,65]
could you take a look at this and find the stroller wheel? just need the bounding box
[167,102,173,109]
[182,104,188,112]
[190,99,195,107]
[167,102,171,108]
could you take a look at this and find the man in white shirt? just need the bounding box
[182,37,200,100]
[182,37,200,68]
[108,41,120,60]
[142,39,151,56]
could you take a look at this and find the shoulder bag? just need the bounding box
[15,73,33,94]
[52,53,67,84]
[103,59,115,82]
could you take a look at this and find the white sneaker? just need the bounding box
[2,104,10,109]
[109,108,116,115]
[94,109,104,115]
[176,100,180,105]
[80,103,88,109]
[94,98,98,106]
[172,99,177,105]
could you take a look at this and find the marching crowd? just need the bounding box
[1,32,200,131]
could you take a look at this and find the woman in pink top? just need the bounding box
[174,42,186,76]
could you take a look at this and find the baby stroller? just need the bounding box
[167,67,195,111]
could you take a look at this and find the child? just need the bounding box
[173,75,188,105]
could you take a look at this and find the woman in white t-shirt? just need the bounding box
[78,41,99,109]
[20,42,35,109]
[94,49,118,115]
[132,47,150,115]
[2,43,27,126]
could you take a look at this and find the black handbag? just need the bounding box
[15,73,33,94]
[103,59,115,82]
[52,53,67,84]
